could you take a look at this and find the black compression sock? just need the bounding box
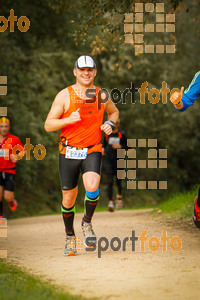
[61,204,75,236]
[82,194,99,224]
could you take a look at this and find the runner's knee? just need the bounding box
[4,191,14,202]
[62,188,77,208]
[85,181,99,192]
[62,197,75,208]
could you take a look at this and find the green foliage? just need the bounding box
[155,185,198,218]
[0,259,85,300]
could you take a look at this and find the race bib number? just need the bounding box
[65,146,88,159]
[108,137,120,145]
[0,149,5,157]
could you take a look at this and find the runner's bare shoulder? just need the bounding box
[53,88,70,113]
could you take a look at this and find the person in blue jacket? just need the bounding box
[170,71,200,228]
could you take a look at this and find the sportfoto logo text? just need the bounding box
[0,9,30,33]
[70,82,181,110]
[74,230,182,258]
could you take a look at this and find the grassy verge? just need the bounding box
[0,259,86,300]
[155,186,198,219]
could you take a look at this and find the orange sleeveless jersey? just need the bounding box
[59,86,105,155]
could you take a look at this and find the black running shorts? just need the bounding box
[59,152,102,190]
[0,172,15,192]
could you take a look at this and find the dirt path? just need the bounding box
[2,209,200,299]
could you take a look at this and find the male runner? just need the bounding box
[102,119,127,212]
[0,117,25,218]
[44,55,119,256]
[170,71,200,228]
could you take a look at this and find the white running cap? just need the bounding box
[74,55,96,69]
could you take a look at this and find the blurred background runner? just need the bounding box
[102,119,127,212]
[0,117,25,218]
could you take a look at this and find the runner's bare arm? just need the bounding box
[44,89,81,132]
[105,96,119,123]
[101,97,119,135]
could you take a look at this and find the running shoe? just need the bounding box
[193,196,200,228]
[108,202,114,212]
[64,235,77,256]
[9,199,17,212]
[81,220,97,247]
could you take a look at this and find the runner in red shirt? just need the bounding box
[0,117,25,218]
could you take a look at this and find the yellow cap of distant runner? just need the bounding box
[0,117,10,125]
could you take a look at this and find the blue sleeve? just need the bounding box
[176,71,200,112]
